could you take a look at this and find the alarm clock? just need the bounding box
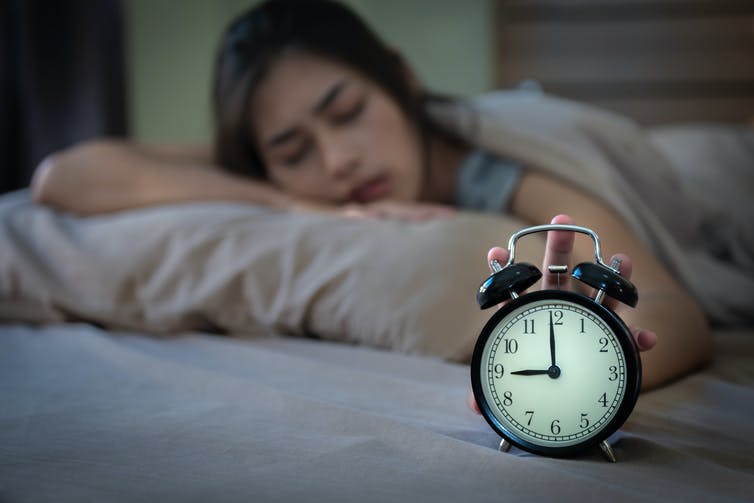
[471,224,641,462]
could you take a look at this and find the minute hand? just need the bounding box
[549,311,556,367]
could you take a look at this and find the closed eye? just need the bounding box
[280,139,313,167]
[331,97,366,125]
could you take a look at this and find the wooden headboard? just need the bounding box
[494,0,754,125]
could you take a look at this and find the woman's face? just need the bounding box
[248,51,424,205]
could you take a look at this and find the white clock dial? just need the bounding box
[478,298,627,448]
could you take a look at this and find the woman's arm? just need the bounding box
[31,139,294,215]
[510,172,713,390]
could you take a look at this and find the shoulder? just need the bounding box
[444,89,642,139]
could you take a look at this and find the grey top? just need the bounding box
[454,149,522,213]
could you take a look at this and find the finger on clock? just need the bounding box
[467,389,481,415]
[541,214,576,291]
[486,247,515,309]
[602,252,633,312]
[631,326,658,352]
[487,246,510,272]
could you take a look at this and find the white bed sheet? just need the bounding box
[1,323,752,502]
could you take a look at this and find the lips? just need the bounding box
[350,174,391,204]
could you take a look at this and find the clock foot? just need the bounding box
[600,440,617,463]
[498,439,512,452]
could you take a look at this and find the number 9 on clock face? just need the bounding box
[471,290,641,458]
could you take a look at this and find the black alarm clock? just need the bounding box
[471,224,641,462]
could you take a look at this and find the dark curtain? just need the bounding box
[0,0,127,194]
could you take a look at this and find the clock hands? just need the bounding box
[511,311,562,379]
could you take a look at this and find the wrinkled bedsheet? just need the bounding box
[1,324,751,502]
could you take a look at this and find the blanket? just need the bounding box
[431,91,754,324]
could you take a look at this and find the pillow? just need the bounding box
[0,190,544,362]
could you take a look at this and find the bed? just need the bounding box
[2,117,753,500]
[1,322,752,502]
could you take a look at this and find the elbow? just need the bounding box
[30,139,116,211]
[31,152,64,207]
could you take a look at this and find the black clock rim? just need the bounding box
[470,290,642,458]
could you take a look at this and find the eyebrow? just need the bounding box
[264,79,349,148]
[312,79,348,115]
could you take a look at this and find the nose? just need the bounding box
[318,131,359,180]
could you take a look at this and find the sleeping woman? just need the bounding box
[30,0,717,396]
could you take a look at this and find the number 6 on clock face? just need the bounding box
[471,290,641,458]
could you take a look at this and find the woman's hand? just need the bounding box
[466,214,658,414]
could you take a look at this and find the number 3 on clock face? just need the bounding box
[471,290,641,458]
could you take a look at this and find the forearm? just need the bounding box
[623,291,711,390]
[31,139,290,215]
[512,172,713,388]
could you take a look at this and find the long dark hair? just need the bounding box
[212,0,456,179]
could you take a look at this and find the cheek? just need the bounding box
[267,160,344,203]
[266,165,292,190]
[366,102,424,196]
[267,164,317,195]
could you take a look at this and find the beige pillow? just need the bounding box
[0,190,543,361]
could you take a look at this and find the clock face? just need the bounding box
[471,290,641,456]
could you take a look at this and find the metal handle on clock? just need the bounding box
[500,224,614,272]
[482,224,638,308]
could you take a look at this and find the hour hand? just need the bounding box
[511,367,562,379]
[510,369,550,376]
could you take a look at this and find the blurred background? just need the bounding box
[123,0,495,143]
[2,0,753,194]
